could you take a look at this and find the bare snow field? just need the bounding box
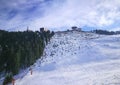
[12,31,120,85]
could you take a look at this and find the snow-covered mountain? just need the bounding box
[15,31,120,85]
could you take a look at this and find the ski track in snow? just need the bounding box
[13,31,120,85]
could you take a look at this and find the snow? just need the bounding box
[12,31,120,85]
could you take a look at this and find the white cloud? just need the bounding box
[110,27,120,31]
[98,15,113,27]
[28,0,120,31]
[1,0,120,31]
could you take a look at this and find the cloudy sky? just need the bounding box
[0,0,120,31]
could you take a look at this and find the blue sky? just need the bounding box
[0,0,120,31]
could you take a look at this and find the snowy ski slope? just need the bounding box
[15,31,120,85]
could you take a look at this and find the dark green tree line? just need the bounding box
[0,28,54,75]
[93,29,120,35]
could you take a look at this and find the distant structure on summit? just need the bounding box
[71,26,82,31]
[40,27,48,32]
[72,26,77,30]
[26,26,32,32]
